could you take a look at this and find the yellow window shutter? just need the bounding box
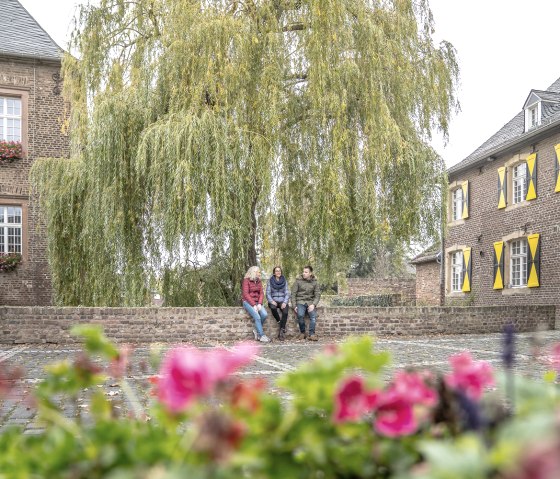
[461,181,469,219]
[527,233,541,288]
[462,247,472,292]
[525,154,537,200]
[493,241,504,290]
[555,144,560,193]
[497,167,507,209]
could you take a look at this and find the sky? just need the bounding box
[18,0,560,168]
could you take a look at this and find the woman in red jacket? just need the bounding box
[242,266,270,343]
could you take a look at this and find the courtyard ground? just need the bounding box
[1,329,559,433]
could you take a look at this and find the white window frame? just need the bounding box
[451,188,463,221]
[0,205,23,254]
[510,239,527,288]
[525,102,541,132]
[451,251,463,293]
[0,96,22,142]
[512,162,527,204]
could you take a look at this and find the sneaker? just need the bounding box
[252,329,258,341]
[298,333,307,340]
[259,335,270,343]
[308,335,318,341]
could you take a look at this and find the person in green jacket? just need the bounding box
[291,265,321,341]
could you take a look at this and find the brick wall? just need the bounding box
[0,57,69,305]
[415,261,442,305]
[446,129,560,324]
[0,305,553,344]
[343,277,416,305]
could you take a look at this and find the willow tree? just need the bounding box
[31,0,458,306]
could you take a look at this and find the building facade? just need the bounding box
[0,0,69,305]
[444,75,560,320]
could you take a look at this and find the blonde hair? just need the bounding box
[244,266,261,281]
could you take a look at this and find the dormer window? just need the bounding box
[530,106,538,127]
[524,102,541,131]
[523,91,543,132]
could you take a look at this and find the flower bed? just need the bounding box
[0,140,23,163]
[0,253,22,272]
[1,326,560,478]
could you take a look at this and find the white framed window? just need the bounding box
[512,162,527,204]
[0,97,22,142]
[510,239,527,288]
[525,102,541,132]
[530,107,538,127]
[451,251,463,292]
[451,188,463,221]
[0,206,22,254]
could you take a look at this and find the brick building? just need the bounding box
[410,245,442,306]
[444,74,560,320]
[0,0,69,305]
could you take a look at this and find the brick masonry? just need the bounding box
[342,277,416,305]
[446,128,560,324]
[0,57,69,305]
[415,261,442,305]
[0,305,554,344]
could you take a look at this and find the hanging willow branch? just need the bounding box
[31,0,458,306]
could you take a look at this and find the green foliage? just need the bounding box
[2,328,560,478]
[31,0,458,306]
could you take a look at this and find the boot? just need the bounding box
[278,328,286,341]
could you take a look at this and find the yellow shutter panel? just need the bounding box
[461,181,469,219]
[462,247,472,292]
[498,167,507,209]
[493,241,504,290]
[525,154,537,200]
[527,233,541,288]
[555,144,560,193]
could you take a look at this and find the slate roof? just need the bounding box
[410,243,441,265]
[449,76,560,176]
[0,0,63,61]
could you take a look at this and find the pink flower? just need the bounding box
[549,343,560,373]
[445,352,494,400]
[374,390,417,437]
[333,376,379,423]
[157,342,259,413]
[390,371,437,407]
[108,345,132,379]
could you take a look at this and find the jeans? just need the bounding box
[296,303,317,336]
[269,301,288,331]
[243,301,268,337]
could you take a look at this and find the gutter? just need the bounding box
[448,116,560,178]
[0,52,62,64]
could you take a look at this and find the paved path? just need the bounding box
[1,330,559,433]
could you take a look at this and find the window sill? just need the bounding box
[446,291,466,298]
[447,219,465,227]
[505,200,530,212]
[502,287,531,296]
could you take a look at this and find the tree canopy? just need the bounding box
[31,0,458,306]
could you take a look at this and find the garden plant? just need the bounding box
[1,326,560,478]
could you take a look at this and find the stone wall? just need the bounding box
[415,261,442,305]
[0,305,554,344]
[0,57,69,305]
[343,277,416,305]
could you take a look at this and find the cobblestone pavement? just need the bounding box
[1,330,559,433]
